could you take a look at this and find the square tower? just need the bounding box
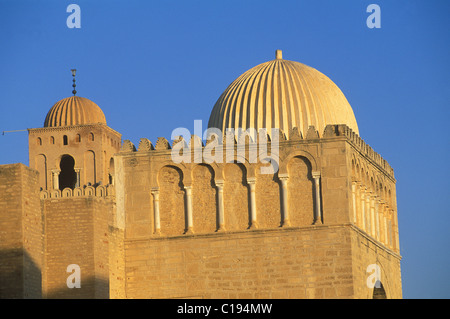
[28,124,121,191]
[28,95,121,191]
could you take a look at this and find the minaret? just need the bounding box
[28,69,122,191]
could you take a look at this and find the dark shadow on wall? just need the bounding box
[0,248,41,299]
[0,248,109,299]
[46,276,109,299]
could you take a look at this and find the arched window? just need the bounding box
[84,150,96,185]
[76,134,81,143]
[158,166,185,236]
[89,132,94,141]
[287,156,315,226]
[59,155,77,190]
[63,135,68,145]
[373,282,387,299]
[50,136,55,144]
[37,137,42,146]
[108,157,115,185]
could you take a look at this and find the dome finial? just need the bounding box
[71,69,77,95]
[276,50,282,60]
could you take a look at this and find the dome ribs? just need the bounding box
[207,52,359,139]
[43,96,106,128]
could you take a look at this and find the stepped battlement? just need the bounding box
[39,184,114,199]
[119,124,394,179]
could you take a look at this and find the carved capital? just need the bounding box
[215,180,225,188]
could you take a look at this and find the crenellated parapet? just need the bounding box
[333,125,395,179]
[39,184,115,199]
[118,124,394,179]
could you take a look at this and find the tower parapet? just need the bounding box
[39,184,114,199]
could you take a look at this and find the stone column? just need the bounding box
[355,182,361,227]
[75,168,81,188]
[393,207,400,253]
[381,202,388,245]
[360,187,366,231]
[184,186,194,234]
[379,201,384,243]
[312,171,322,225]
[247,177,258,229]
[52,170,60,190]
[151,188,161,235]
[375,197,380,241]
[351,181,357,224]
[366,191,372,234]
[370,195,376,237]
[387,215,393,248]
[279,174,290,227]
[215,180,225,231]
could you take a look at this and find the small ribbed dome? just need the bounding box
[208,50,359,139]
[44,96,106,127]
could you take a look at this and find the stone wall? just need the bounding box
[0,164,40,298]
[349,226,402,298]
[108,226,126,299]
[123,226,355,299]
[0,164,112,299]
[41,196,112,298]
[121,226,402,299]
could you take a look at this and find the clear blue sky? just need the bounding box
[1,0,449,299]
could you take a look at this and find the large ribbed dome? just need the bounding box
[208,50,359,139]
[44,96,106,127]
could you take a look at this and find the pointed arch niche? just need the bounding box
[59,154,77,190]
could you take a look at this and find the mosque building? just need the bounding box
[0,50,401,299]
